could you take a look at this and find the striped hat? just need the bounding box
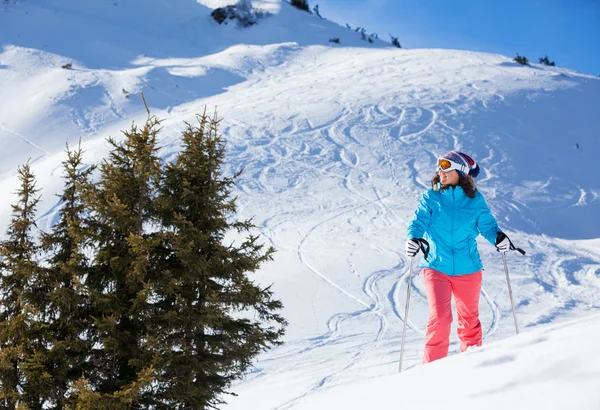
[441,151,480,180]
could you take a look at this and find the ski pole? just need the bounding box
[497,232,526,335]
[502,252,519,335]
[398,239,429,373]
[399,257,415,373]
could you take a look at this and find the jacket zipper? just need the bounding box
[452,187,455,275]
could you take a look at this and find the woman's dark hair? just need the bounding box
[431,173,477,198]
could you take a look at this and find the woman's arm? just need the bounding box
[407,191,432,239]
[475,193,501,245]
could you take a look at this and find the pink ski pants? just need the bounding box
[422,268,482,364]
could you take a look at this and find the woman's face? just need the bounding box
[439,169,460,186]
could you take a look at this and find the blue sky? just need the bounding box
[314,0,600,75]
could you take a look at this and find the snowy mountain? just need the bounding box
[1,0,600,409]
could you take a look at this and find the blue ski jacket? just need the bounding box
[406,185,501,276]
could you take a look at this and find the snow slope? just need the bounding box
[1,1,600,409]
[293,313,600,410]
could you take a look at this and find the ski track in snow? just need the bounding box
[0,122,50,157]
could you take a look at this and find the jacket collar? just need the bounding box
[440,185,466,198]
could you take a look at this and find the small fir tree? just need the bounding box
[151,110,287,409]
[0,163,46,409]
[38,143,94,408]
[313,4,322,18]
[80,107,163,407]
[514,53,529,65]
[539,55,555,66]
[359,27,367,41]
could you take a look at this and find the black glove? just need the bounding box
[405,238,430,260]
[405,238,421,258]
[495,232,510,253]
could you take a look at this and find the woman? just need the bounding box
[405,151,511,364]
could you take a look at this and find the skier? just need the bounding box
[405,151,511,363]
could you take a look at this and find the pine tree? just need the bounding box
[539,55,555,66]
[149,110,287,409]
[313,4,322,18]
[80,109,163,407]
[38,143,94,409]
[514,53,529,65]
[0,163,46,409]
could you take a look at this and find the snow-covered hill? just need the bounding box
[1,1,599,409]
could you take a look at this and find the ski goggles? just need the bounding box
[437,158,469,174]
